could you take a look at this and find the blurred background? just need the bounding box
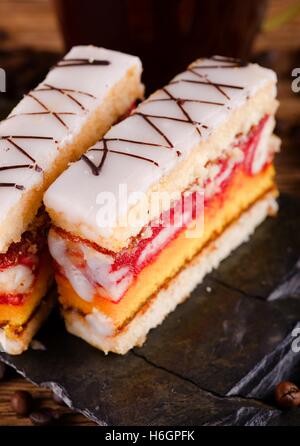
[0,0,299,425]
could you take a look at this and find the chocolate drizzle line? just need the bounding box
[188,67,230,100]
[26,92,69,129]
[40,83,96,112]
[82,138,108,176]
[7,82,97,122]
[192,64,241,69]
[210,55,248,67]
[0,52,106,190]
[134,112,174,148]
[82,60,246,177]
[0,182,24,191]
[169,79,244,90]
[211,55,242,62]
[55,58,110,68]
[81,153,99,176]
[1,135,54,140]
[41,85,96,99]
[160,87,216,137]
[82,137,161,175]
[105,137,171,148]
[162,87,201,136]
[0,163,36,190]
[193,55,248,69]
[5,138,40,168]
[98,139,109,175]
[137,112,205,127]
[7,111,76,120]
[0,135,51,191]
[147,97,225,106]
[90,147,159,167]
[0,164,33,172]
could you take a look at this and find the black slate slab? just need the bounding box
[137,283,300,397]
[1,193,300,426]
[0,313,280,426]
[211,194,300,300]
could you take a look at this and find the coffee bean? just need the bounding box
[11,390,34,416]
[0,362,6,380]
[275,381,300,409]
[30,409,53,426]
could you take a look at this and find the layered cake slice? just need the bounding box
[0,46,143,354]
[45,56,279,354]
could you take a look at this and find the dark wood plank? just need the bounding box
[0,0,63,51]
[0,376,94,425]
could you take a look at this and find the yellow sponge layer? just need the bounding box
[0,252,53,326]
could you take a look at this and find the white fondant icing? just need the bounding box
[0,46,142,226]
[45,57,276,240]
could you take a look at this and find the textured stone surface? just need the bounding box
[137,283,300,397]
[1,193,300,425]
[211,194,300,300]
[0,316,279,426]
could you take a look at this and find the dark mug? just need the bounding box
[53,0,268,91]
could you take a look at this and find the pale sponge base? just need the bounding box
[0,291,55,355]
[62,190,278,355]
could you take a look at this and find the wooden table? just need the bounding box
[0,0,299,426]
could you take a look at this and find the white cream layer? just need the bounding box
[0,265,34,295]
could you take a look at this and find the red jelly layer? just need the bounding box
[109,114,272,278]
[0,213,50,306]
[0,293,24,306]
[0,215,49,272]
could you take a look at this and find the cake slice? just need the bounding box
[44,56,279,354]
[0,46,143,354]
